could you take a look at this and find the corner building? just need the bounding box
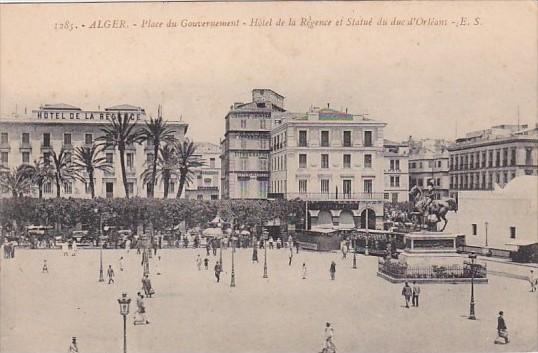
[0,104,188,198]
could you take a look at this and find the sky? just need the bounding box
[1,1,536,145]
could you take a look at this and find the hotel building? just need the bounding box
[383,140,409,203]
[220,89,285,199]
[447,124,538,198]
[185,142,221,200]
[0,104,188,198]
[269,106,386,229]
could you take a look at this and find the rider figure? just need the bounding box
[423,180,436,214]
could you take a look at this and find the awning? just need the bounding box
[352,210,362,217]
[308,210,320,217]
[330,210,342,217]
[202,227,223,237]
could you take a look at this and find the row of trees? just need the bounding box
[0,111,203,199]
[0,197,307,234]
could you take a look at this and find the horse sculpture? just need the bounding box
[409,185,458,232]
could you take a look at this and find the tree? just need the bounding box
[139,110,177,198]
[20,159,54,199]
[72,144,113,199]
[50,147,74,198]
[175,140,204,199]
[0,165,33,198]
[98,112,143,198]
[140,144,178,199]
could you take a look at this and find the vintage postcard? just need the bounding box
[0,1,537,353]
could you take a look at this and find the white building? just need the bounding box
[185,142,221,200]
[383,140,409,203]
[0,104,188,198]
[444,175,538,251]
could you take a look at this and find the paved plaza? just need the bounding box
[1,247,537,353]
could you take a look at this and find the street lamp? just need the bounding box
[230,234,236,287]
[95,208,104,282]
[468,253,477,320]
[352,233,357,269]
[484,222,489,247]
[117,293,131,353]
[263,228,268,279]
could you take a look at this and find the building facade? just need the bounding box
[185,142,221,200]
[444,175,537,252]
[269,107,386,229]
[383,140,409,203]
[447,124,538,198]
[408,139,450,198]
[0,104,188,198]
[220,89,285,199]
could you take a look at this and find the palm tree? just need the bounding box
[23,159,54,199]
[72,144,113,198]
[0,165,33,198]
[50,147,73,198]
[140,144,178,199]
[98,112,143,198]
[175,140,204,199]
[139,109,176,198]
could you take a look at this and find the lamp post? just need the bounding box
[468,253,477,320]
[263,229,268,279]
[484,222,489,247]
[352,234,357,269]
[364,207,370,256]
[230,234,236,287]
[117,293,131,353]
[95,208,104,282]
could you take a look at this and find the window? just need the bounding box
[384,193,390,200]
[488,150,493,167]
[343,179,352,198]
[395,176,400,187]
[146,153,154,164]
[210,158,215,168]
[364,131,372,147]
[299,130,307,147]
[419,162,423,169]
[197,194,204,200]
[438,160,442,168]
[0,132,8,144]
[260,119,266,129]
[510,149,516,166]
[428,161,433,168]
[472,224,477,236]
[85,182,91,194]
[259,180,268,198]
[321,154,329,169]
[84,133,92,145]
[482,152,486,168]
[22,152,30,164]
[241,139,247,149]
[321,179,329,194]
[106,153,114,164]
[64,133,72,145]
[343,131,351,147]
[169,181,175,194]
[395,160,400,170]
[65,152,71,164]
[343,154,351,168]
[43,133,51,147]
[392,193,399,203]
[211,195,219,200]
[0,152,8,165]
[509,226,516,239]
[417,179,423,187]
[22,133,30,144]
[63,182,72,194]
[299,179,307,193]
[261,139,268,149]
[364,154,372,168]
[43,152,51,165]
[321,131,329,147]
[363,179,373,193]
[436,178,440,187]
[495,150,500,167]
[44,182,52,194]
[239,179,249,198]
[204,178,212,185]
[240,157,248,171]
[126,153,134,169]
[299,154,307,168]
[503,172,508,184]
[259,158,268,171]
[390,176,395,187]
[240,120,246,129]
[526,148,533,165]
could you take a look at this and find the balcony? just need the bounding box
[282,192,385,201]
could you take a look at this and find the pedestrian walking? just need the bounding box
[134,292,149,325]
[528,270,536,292]
[329,261,336,280]
[269,237,274,249]
[142,274,154,297]
[125,239,131,253]
[204,257,209,270]
[495,311,509,344]
[206,242,211,256]
[288,248,294,266]
[402,282,412,308]
[212,239,217,256]
[341,242,348,259]
[321,322,336,353]
[68,337,79,353]
[295,241,300,254]
[136,242,141,254]
[107,265,115,284]
[62,242,69,256]
[302,263,307,279]
[119,256,124,271]
[214,261,221,282]
[71,239,77,256]
[276,238,282,249]
[252,246,258,263]
[412,281,421,307]
[196,254,202,271]
[42,259,48,273]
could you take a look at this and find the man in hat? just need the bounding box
[322,322,335,353]
[68,337,79,353]
[496,311,509,344]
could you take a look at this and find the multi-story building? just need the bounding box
[383,140,409,203]
[408,139,450,198]
[185,142,221,200]
[0,103,188,198]
[269,106,386,229]
[220,89,285,199]
[447,124,538,198]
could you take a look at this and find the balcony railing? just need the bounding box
[277,192,385,201]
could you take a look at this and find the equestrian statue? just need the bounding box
[409,181,458,232]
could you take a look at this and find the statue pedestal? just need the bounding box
[399,231,462,267]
